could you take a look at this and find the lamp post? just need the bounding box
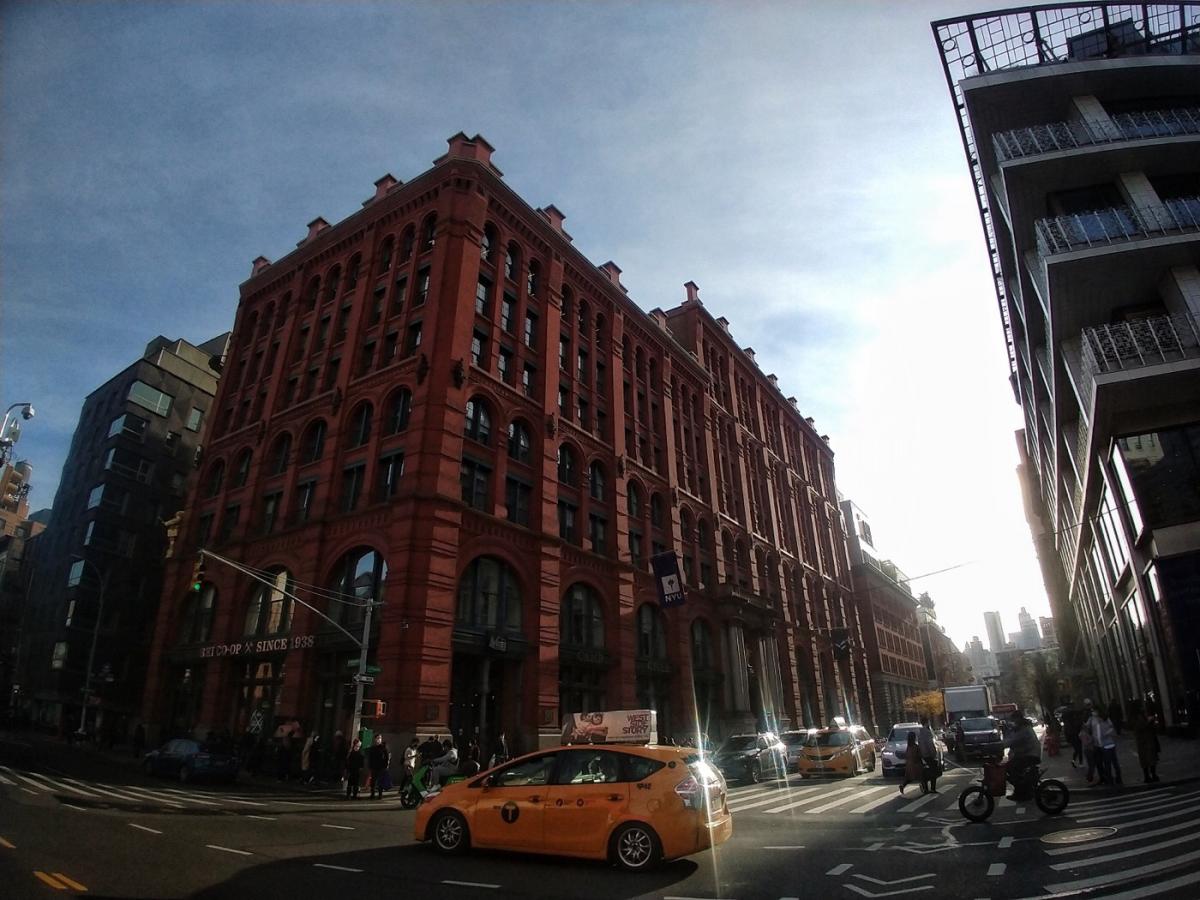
[72,556,109,738]
[0,403,35,467]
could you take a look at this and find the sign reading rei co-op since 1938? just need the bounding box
[198,634,316,659]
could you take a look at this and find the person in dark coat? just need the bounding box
[367,734,390,799]
[899,732,927,794]
[344,738,365,799]
[1133,707,1161,783]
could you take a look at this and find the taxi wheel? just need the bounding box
[747,761,762,784]
[431,810,470,855]
[611,822,661,871]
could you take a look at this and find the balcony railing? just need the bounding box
[994,108,1200,162]
[1035,197,1200,256]
[1080,311,1200,374]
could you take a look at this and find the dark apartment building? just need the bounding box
[142,134,861,756]
[935,3,1200,728]
[21,334,229,738]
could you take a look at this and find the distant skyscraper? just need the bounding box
[1018,607,1042,651]
[964,635,999,679]
[984,611,1005,653]
[1040,617,1059,649]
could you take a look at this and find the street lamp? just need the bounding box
[0,403,35,466]
[72,556,109,738]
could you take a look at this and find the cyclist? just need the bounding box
[1003,711,1041,801]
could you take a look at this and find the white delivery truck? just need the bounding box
[943,684,992,725]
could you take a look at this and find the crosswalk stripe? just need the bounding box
[1045,846,1200,893]
[103,784,188,806]
[1046,815,1198,857]
[765,786,860,814]
[155,788,219,805]
[1076,796,1200,825]
[1068,787,1182,809]
[9,772,50,792]
[898,791,941,813]
[849,787,905,814]
[807,786,893,814]
[10,771,97,797]
[1049,830,1200,871]
[729,787,819,812]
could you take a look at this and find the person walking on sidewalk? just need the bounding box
[1093,704,1122,786]
[899,732,928,795]
[1132,705,1160,783]
[1081,707,1100,783]
[344,738,365,799]
[917,718,940,793]
[367,734,391,799]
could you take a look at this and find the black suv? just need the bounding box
[954,716,1004,761]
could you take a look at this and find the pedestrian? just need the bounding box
[917,718,939,793]
[344,738,364,799]
[133,723,146,759]
[418,733,443,763]
[488,732,510,769]
[402,738,419,790]
[301,733,320,783]
[1093,704,1122,786]
[899,731,926,795]
[1132,706,1161,783]
[1064,708,1083,767]
[430,739,459,787]
[367,734,390,799]
[277,731,294,782]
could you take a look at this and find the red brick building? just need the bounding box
[141,134,860,755]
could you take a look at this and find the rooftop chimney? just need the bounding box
[363,174,400,206]
[599,261,626,292]
[538,205,572,241]
[768,374,778,388]
[435,132,502,175]
[805,417,815,425]
[684,280,700,304]
[821,434,831,443]
[716,316,730,333]
[744,347,756,362]
[299,217,329,247]
[251,256,272,276]
[788,397,798,408]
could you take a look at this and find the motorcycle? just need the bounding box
[398,759,479,809]
[958,759,1069,822]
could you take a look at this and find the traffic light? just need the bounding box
[190,556,206,592]
[361,699,386,719]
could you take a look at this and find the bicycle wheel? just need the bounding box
[958,785,994,822]
[1035,778,1070,816]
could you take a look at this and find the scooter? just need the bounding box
[398,760,476,809]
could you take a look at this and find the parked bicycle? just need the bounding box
[958,759,1069,822]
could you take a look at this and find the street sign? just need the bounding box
[366,665,382,675]
[352,674,376,685]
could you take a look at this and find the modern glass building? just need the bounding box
[934,4,1200,728]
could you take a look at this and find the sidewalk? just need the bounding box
[1039,729,1200,790]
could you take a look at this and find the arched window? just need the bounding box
[347,401,373,448]
[400,225,415,262]
[691,619,715,669]
[464,396,492,445]
[527,259,541,297]
[560,286,573,323]
[579,301,590,338]
[561,584,604,648]
[344,253,362,293]
[328,547,387,629]
[179,584,216,644]
[507,420,531,463]
[456,556,521,632]
[268,432,292,475]
[385,388,412,434]
[377,236,394,275]
[304,276,320,311]
[301,419,327,463]
[589,462,606,501]
[650,493,664,528]
[627,482,642,519]
[232,448,253,488]
[324,265,341,303]
[243,568,293,637]
[595,313,606,350]
[557,444,577,486]
[637,604,667,659]
[421,213,437,251]
[204,460,225,498]
[481,224,497,262]
[505,243,520,281]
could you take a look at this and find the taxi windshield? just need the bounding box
[805,731,852,748]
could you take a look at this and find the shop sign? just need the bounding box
[199,634,316,659]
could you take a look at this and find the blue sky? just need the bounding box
[0,0,1049,648]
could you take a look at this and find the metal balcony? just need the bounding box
[994,108,1200,162]
[1080,312,1200,374]
[1036,198,1200,256]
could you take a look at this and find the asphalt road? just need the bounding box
[3,735,1200,899]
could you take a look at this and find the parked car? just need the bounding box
[879,723,945,778]
[796,726,876,778]
[415,743,731,870]
[143,738,239,784]
[779,730,812,769]
[955,716,1004,762]
[711,732,788,784]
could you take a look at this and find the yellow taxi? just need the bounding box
[413,741,731,870]
[796,726,876,778]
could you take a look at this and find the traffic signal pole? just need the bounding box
[348,598,376,744]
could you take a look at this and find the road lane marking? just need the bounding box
[245,814,276,821]
[764,845,806,849]
[1076,796,1200,825]
[0,774,16,785]
[828,864,852,875]
[321,824,355,830]
[1046,817,1195,856]
[898,792,940,813]
[70,781,184,806]
[1049,831,1200,870]
[0,836,14,848]
[896,824,911,832]
[52,873,87,892]
[998,836,1013,849]
[1046,847,1200,893]
[988,863,1006,876]
[15,772,100,797]
[21,787,38,795]
[443,880,500,889]
[850,787,906,814]
[129,823,163,834]
[729,788,819,813]
[809,786,892,814]
[765,786,858,814]
[157,789,219,805]
[206,844,253,856]
[314,864,363,873]
[34,871,68,890]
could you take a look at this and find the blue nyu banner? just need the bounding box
[651,552,687,608]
